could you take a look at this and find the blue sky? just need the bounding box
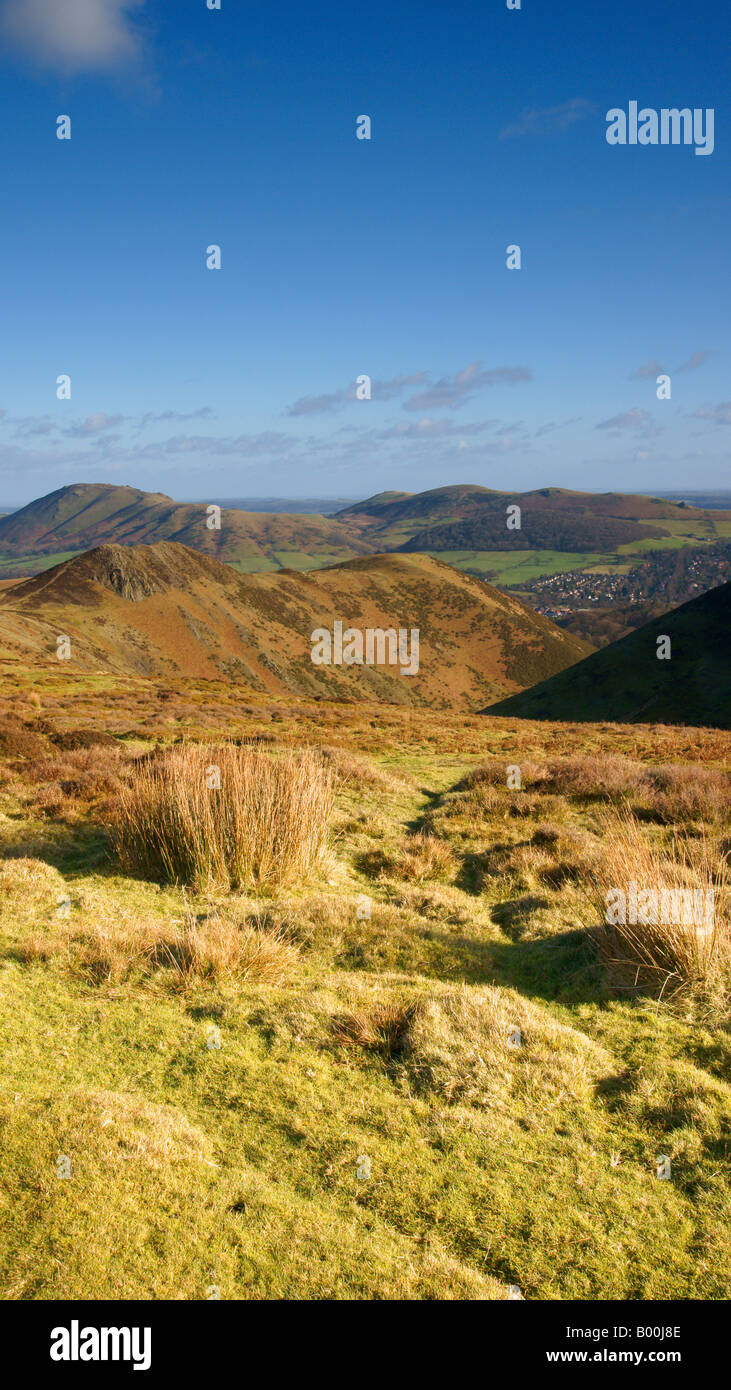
[0,0,728,506]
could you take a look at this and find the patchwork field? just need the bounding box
[0,671,729,1300]
[3,485,731,594]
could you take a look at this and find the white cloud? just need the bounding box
[0,0,146,73]
[67,412,125,437]
[499,99,595,140]
[287,373,428,417]
[694,401,731,425]
[595,408,658,436]
[403,364,532,411]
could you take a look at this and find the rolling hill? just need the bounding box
[337,483,731,549]
[0,542,592,710]
[3,483,731,580]
[0,484,368,576]
[483,582,731,729]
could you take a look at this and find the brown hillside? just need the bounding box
[0,543,592,710]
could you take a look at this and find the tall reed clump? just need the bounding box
[581,808,730,1010]
[113,744,334,891]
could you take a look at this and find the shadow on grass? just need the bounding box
[486,929,608,1006]
[455,842,534,896]
[489,894,551,939]
[337,912,607,1006]
[403,782,455,836]
[1,819,114,877]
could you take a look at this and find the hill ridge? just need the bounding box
[0,541,592,709]
[483,581,731,729]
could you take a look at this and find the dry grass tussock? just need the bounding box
[397,832,455,883]
[20,743,125,818]
[316,745,414,791]
[458,755,730,823]
[18,892,299,989]
[327,982,612,1111]
[331,1000,418,1053]
[641,763,730,824]
[581,809,730,1008]
[400,985,611,1107]
[0,855,67,907]
[113,743,334,891]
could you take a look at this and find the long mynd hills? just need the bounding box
[1,483,728,726]
[0,542,592,710]
[2,482,730,579]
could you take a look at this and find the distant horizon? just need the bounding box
[2,481,731,516]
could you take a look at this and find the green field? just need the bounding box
[3,508,731,589]
[426,550,607,583]
[0,550,84,577]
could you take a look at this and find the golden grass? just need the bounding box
[113,743,334,891]
[581,809,730,1007]
[397,832,456,883]
[19,894,299,989]
[81,1089,213,1166]
[459,754,730,823]
[2,694,731,1301]
[0,855,67,905]
[331,1000,418,1053]
[400,984,612,1107]
[316,746,413,791]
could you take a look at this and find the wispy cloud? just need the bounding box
[136,408,214,429]
[376,417,499,441]
[630,359,667,380]
[694,401,731,425]
[402,364,532,411]
[0,405,215,442]
[534,417,581,437]
[286,373,427,417]
[676,349,714,374]
[131,431,295,459]
[595,408,660,438]
[286,365,531,418]
[10,416,57,439]
[67,412,125,437]
[631,349,713,379]
[499,98,595,140]
[0,0,147,73]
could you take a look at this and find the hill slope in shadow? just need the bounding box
[483,582,731,729]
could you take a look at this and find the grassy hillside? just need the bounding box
[485,583,731,729]
[3,485,731,592]
[0,484,367,575]
[0,543,591,710]
[338,484,731,550]
[0,673,729,1300]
